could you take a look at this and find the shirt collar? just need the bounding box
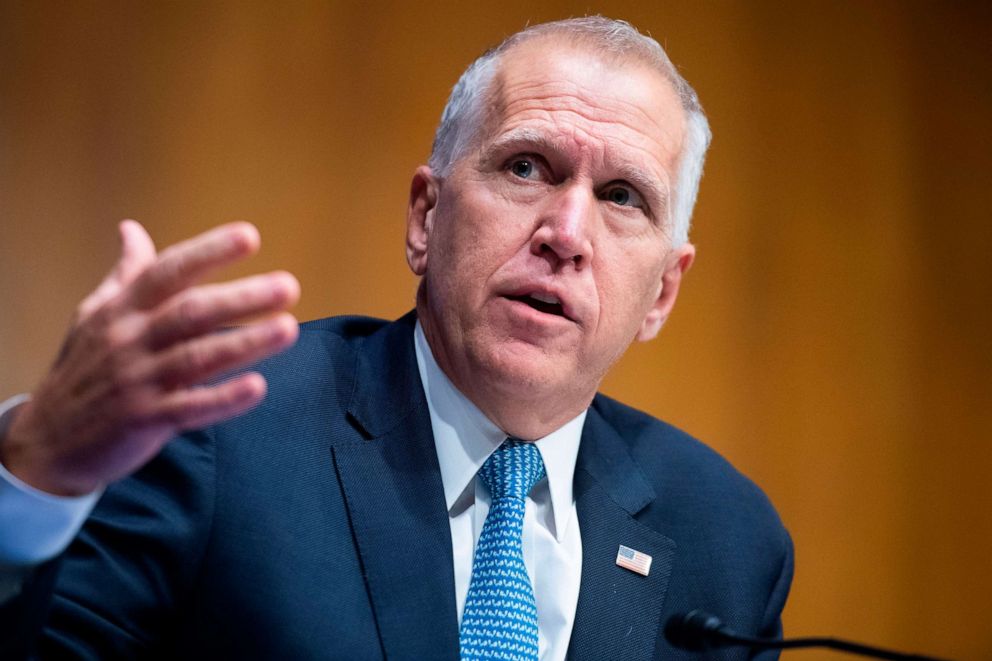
[414,320,584,542]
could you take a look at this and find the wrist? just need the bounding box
[0,394,31,474]
[0,400,97,498]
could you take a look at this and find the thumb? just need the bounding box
[77,220,157,319]
[113,219,157,284]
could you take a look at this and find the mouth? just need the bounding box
[505,292,570,319]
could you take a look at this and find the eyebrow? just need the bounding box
[482,127,671,222]
[483,128,565,161]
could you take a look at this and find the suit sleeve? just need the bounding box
[0,395,102,568]
[32,429,217,660]
[0,559,61,660]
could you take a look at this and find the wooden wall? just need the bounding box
[1,2,989,658]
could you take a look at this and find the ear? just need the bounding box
[406,165,439,276]
[636,242,695,342]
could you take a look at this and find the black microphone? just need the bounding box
[664,610,953,661]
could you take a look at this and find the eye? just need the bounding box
[509,158,536,179]
[601,184,645,209]
[607,188,630,205]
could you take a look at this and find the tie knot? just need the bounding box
[478,439,546,502]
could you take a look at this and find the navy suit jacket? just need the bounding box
[8,312,792,659]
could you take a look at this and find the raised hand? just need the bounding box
[0,220,300,497]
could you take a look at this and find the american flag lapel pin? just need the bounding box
[616,545,652,576]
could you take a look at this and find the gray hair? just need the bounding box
[428,16,711,247]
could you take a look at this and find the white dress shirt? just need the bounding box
[0,394,100,565]
[414,322,584,661]
[0,323,586,658]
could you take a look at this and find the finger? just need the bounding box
[153,313,298,389]
[78,220,158,319]
[147,271,300,350]
[157,372,268,431]
[115,220,158,283]
[129,222,260,310]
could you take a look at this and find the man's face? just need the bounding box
[407,39,695,436]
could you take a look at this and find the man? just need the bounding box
[0,17,792,660]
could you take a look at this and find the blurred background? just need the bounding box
[1,1,989,658]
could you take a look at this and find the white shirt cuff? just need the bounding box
[0,394,101,565]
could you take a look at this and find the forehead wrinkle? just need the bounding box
[500,83,654,135]
[496,61,684,148]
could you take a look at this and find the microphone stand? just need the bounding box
[665,610,953,661]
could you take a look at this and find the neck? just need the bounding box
[416,306,594,441]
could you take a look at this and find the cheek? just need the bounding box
[448,198,530,269]
[596,255,665,324]
[428,211,505,304]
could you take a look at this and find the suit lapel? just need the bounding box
[330,314,460,660]
[567,403,677,660]
[327,315,675,659]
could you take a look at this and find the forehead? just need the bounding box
[482,39,686,174]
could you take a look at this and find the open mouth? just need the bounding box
[506,293,567,318]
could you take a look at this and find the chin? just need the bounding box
[470,339,569,395]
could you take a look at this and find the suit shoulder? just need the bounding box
[591,392,758,489]
[227,314,391,417]
[297,314,390,339]
[260,314,389,378]
[591,393,786,538]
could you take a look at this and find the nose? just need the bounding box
[530,183,595,270]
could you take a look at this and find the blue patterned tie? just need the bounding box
[459,439,546,661]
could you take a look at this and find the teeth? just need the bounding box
[530,292,560,305]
